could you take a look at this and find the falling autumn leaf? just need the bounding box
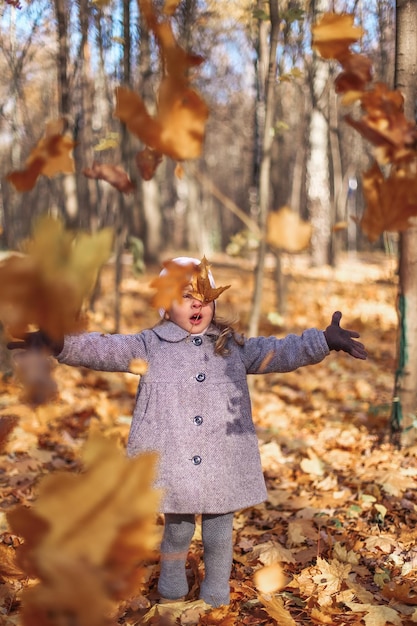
[7,119,75,192]
[135,147,163,181]
[334,53,373,94]
[0,215,113,340]
[360,162,417,241]
[267,206,312,253]
[311,12,364,61]
[83,161,136,193]
[149,259,196,311]
[114,0,209,163]
[7,435,160,626]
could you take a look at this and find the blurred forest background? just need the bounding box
[0,0,395,262]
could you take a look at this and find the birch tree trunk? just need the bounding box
[307,0,331,267]
[391,0,417,446]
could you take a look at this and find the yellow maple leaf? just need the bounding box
[267,207,312,253]
[7,435,161,625]
[311,13,364,61]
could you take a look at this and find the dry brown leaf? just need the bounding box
[7,119,75,192]
[258,594,297,626]
[83,161,136,193]
[344,602,402,626]
[135,147,163,181]
[334,53,372,93]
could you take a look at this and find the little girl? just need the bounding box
[8,256,366,607]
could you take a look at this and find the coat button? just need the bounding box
[196,373,206,382]
[192,336,203,346]
[192,455,202,465]
[193,415,203,426]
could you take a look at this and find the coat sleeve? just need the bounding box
[57,331,150,372]
[240,329,329,374]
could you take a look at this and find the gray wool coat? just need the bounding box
[57,321,329,514]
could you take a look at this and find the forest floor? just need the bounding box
[1,250,417,626]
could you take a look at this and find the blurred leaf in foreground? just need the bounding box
[0,215,113,341]
[7,435,160,626]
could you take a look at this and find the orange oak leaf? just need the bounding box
[135,147,163,181]
[83,161,136,193]
[7,120,75,192]
[311,12,364,62]
[359,162,417,241]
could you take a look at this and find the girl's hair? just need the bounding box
[212,316,244,356]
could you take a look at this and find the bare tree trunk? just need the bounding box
[53,0,79,224]
[391,0,417,447]
[248,0,280,337]
[307,0,332,267]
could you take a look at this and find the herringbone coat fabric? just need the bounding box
[58,321,329,513]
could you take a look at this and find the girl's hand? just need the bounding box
[7,330,63,356]
[324,311,367,360]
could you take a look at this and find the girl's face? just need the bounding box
[167,288,215,334]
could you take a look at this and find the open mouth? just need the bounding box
[190,313,202,322]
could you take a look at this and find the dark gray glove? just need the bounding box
[324,311,367,360]
[7,330,63,356]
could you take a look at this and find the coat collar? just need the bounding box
[152,321,221,343]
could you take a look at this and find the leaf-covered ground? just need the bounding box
[1,251,416,626]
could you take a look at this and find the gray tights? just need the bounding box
[157,512,234,607]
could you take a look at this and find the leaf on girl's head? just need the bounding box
[135,147,163,181]
[359,162,417,241]
[311,12,364,61]
[7,119,75,192]
[7,435,160,624]
[190,256,230,303]
[149,260,196,311]
[114,0,209,163]
[0,215,113,341]
[83,161,136,193]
